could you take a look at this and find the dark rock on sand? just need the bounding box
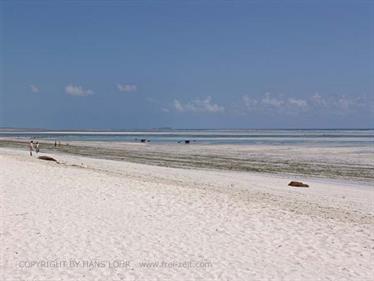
[38,156,58,162]
[288,181,309,188]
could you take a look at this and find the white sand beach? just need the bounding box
[1,147,374,281]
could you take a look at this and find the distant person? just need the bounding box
[54,140,57,147]
[29,141,34,156]
[35,141,40,154]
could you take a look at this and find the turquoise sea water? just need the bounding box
[1,129,373,147]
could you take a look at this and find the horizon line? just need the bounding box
[1,127,373,132]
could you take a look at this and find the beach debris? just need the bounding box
[140,139,146,143]
[288,181,309,188]
[71,163,88,168]
[184,140,190,144]
[38,155,58,162]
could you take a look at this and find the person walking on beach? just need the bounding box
[29,141,34,156]
[35,141,40,154]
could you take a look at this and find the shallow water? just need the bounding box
[1,129,373,147]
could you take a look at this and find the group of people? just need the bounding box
[29,140,40,156]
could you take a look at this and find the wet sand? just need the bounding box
[1,138,373,182]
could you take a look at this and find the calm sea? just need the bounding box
[1,129,373,147]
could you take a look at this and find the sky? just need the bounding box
[1,0,373,129]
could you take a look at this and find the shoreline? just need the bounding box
[1,138,373,183]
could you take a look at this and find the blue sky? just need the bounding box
[1,0,373,129]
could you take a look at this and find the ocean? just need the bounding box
[0,129,373,147]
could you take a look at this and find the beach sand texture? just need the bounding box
[1,147,374,281]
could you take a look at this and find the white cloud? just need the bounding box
[241,92,373,115]
[173,96,224,113]
[331,95,368,113]
[242,93,300,112]
[30,84,40,93]
[335,96,352,110]
[261,92,284,108]
[65,84,94,96]
[173,100,184,112]
[117,83,137,93]
[310,93,327,107]
[288,98,308,109]
[242,95,258,111]
[309,94,369,113]
[165,92,372,116]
